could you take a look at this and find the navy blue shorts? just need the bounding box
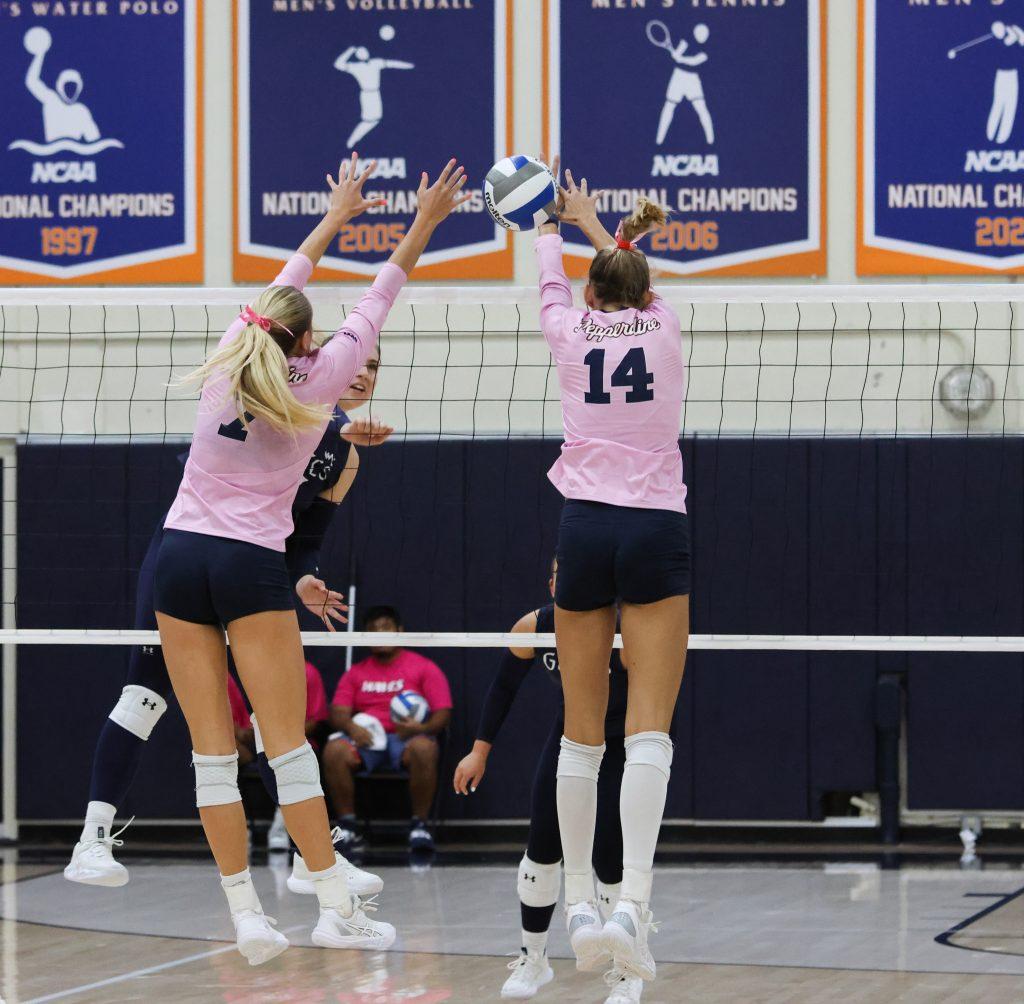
[555,500,691,611]
[154,529,294,626]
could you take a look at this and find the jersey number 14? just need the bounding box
[584,347,654,404]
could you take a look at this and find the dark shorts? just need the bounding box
[555,499,691,611]
[154,529,294,626]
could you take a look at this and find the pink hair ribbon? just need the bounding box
[239,305,294,339]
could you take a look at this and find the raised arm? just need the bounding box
[25,49,52,104]
[389,159,470,274]
[298,153,385,266]
[453,611,538,795]
[333,46,358,71]
[383,60,415,70]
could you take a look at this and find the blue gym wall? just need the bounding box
[15,437,1024,823]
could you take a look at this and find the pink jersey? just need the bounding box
[165,254,406,550]
[304,661,328,724]
[332,649,453,734]
[535,234,687,514]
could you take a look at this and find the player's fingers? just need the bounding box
[565,168,577,191]
[449,171,468,193]
[455,191,473,207]
[444,166,466,191]
[580,177,589,195]
[326,173,339,191]
[358,158,378,183]
[437,157,458,186]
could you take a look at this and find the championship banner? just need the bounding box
[859,0,1024,274]
[543,1,825,278]
[235,0,512,281]
[0,2,202,284]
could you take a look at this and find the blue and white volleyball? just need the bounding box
[390,690,430,724]
[484,155,557,232]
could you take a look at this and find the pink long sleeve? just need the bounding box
[217,253,315,350]
[535,233,574,357]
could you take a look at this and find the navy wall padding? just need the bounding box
[13,437,1024,821]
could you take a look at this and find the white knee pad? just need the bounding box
[269,743,323,805]
[109,685,167,740]
[251,714,264,756]
[517,856,561,908]
[624,731,673,780]
[193,751,241,808]
[557,737,605,782]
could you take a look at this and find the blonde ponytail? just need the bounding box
[618,197,670,244]
[181,285,326,436]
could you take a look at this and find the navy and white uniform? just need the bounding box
[475,604,628,882]
[89,408,350,806]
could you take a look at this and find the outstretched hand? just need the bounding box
[340,416,394,447]
[558,168,603,228]
[295,574,348,632]
[415,159,472,228]
[326,152,387,223]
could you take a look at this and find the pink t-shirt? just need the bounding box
[227,674,251,731]
[228,663,327,730]
[165,254,407,550]
[535,234,687,514]
[332,649,453,734]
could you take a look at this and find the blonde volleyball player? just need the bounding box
[536,169,690,986]
[454,560,644,1004]
[65,346,390,900]
[153,154,469,965]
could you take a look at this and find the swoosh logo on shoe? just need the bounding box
[610,912,637,937]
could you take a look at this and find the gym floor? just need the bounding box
[4,854,1024,1002]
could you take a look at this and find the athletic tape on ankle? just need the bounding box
[517,856,561,907]
[192,751,241,807]
[220,869,262,914]
[251,714,264,756]
[269,742,324,805]
[624,731,673,780]
[109,685,167,740]
[556,737,605,782]
[308,861,350,911]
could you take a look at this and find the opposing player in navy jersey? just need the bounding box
[453,560,644,1004]
[65,345,391,890]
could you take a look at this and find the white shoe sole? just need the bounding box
[286,873,383,897]
[238,933,288,967]
[602,923,655,981]
[571,925,610,972]
[311,921,396,951]
[501,965,554,999]
[63,864,129,888]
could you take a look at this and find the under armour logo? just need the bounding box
[141,698,157,710]
[523,874,536,883]
[142,646,154,656]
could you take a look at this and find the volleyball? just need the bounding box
[390,690,430,724]
[351,712,387,751]
[379,24,396,41]
[484,155,557,231]
[24,27,52,55]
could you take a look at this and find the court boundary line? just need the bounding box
[935,883,1024,957]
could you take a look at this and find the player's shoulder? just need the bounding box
[534,603,556,633]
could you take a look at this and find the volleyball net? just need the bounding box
[2,283,1024,837]
[0,283,1020,650]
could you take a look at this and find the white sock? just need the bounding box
[522,929,548,956]
[620,731,673,905]
[556,736,604,904]
[220,868,262,915]
[308,861,353,917]
[81,800,116,843]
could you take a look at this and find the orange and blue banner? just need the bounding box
[859,0,1024,274]
[234,0,513,282]
[543,0,826,278]
[0,2,202,284]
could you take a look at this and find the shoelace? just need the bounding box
[84,815,135,851]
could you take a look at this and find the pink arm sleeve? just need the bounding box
[217,253,315,349]
[311,262,407,398]
[534,234,573,353]
[421,661,453,711]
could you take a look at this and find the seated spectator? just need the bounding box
[323,605,452,852]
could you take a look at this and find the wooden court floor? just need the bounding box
[5,860,1024,1003]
